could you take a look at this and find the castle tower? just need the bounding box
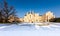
[45,11,55,22]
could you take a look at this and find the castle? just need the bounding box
[8,11,55,23]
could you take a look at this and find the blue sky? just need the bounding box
[0,0,60,17]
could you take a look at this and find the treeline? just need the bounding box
[50,18,60,22]
[0,0,17,23]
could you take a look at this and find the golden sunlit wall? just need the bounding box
[23,11,55,23]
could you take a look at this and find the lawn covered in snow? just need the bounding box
[0,23,60,36]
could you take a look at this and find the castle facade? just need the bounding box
[23,11,55,23]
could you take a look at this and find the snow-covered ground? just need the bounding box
[0,23,60,36]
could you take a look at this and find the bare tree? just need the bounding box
[2,0,16,23]
[0,10,2,22]
[0,1,3,22]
